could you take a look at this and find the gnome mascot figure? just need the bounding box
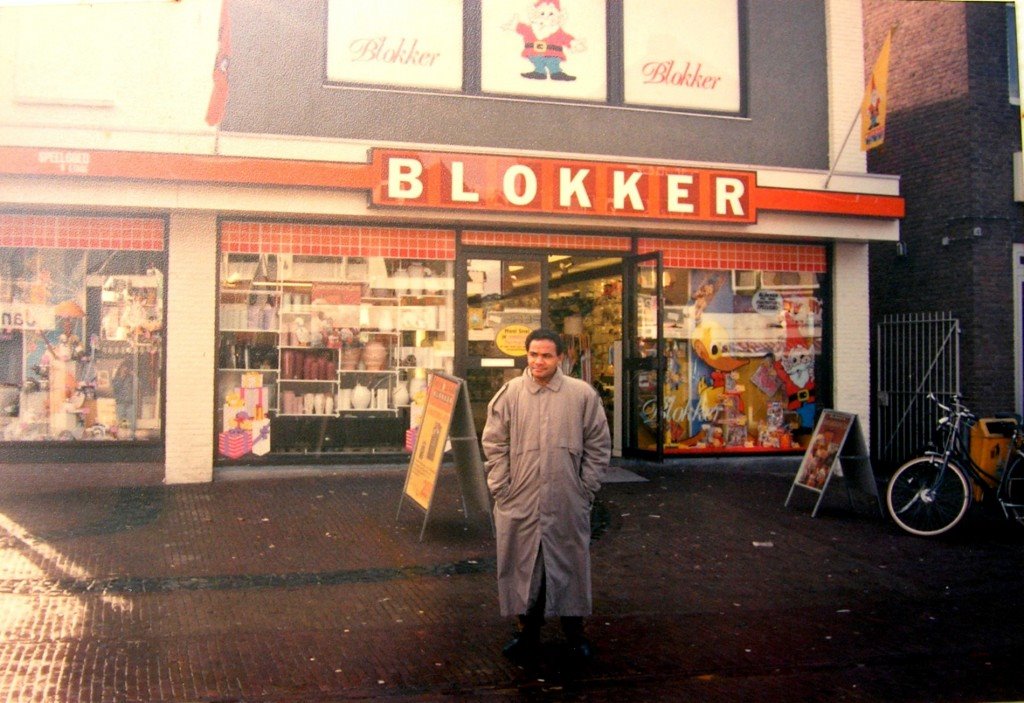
[506,0,587,81]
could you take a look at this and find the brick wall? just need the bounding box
[865,0,1023,416]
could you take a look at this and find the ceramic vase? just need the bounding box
[313,393,326,415]
[303,393,315,415]
[406,262,425,292]
[362,340,388,370]
[408,376,427,399]
[340,346,362,370]
[392,381,409,406]
[337,388,352,410]
[346,257,368,281]
[377,308,394,331]
[351,382,372,409]
[393,266,407,296]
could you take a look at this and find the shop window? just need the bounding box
[0,247,164,443]
[661,267,823,454]
[217,224,455,461]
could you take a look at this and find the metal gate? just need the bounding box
[875,312,961,472]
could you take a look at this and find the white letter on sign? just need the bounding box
[715,177,746,216]
[388,158,424,200]
[504,164,538,206]
[612,171,644,211]
[665,174,695,214]
[450,161,480,203]
[559,167,592,208]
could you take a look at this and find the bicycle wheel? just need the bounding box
[998,452,1024,527]
[886,456,972,537]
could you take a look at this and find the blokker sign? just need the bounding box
[371,149,757,223]
[369,149,904,223]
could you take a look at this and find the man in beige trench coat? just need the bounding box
[481,328,611,662]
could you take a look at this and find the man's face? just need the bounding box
[527,338,562,384]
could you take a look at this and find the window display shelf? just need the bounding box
[218,252,454,459]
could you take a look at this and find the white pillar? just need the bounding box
[824,0,868,175]
[164,211,217,483]
[831,241,871,448]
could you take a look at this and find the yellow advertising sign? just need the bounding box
[404,373,459,511]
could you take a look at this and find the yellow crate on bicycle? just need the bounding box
[970,418,1018,486]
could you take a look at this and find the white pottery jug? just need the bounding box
[303,393,315,415]
[351,382,372,409]
[337,388,352,410]
[323,395,335,415]
[346,257,369,282]
[406,262,425,292]
[408,376,427,399]
[392,266,408,296]
[377,308,394,331]
[313,392,326,415]
[392,381,409,406]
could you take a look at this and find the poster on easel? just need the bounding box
[397,372,492,540]
[786,410,872,517]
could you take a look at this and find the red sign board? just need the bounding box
[371,149,757,223]
[0,145,904,223]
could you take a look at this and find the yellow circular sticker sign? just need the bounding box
[495,324,531,357]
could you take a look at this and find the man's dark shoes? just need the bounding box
[566,637,593,663]
[521,71,547,79]
[502,632,540,662]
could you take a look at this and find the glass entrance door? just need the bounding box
[459,254,545,434]
[456,250,624,442]
[457,250,663,456]
[623,253,664,460]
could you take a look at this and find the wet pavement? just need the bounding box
[0,459,1022,702]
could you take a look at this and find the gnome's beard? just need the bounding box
[531,15,560,39]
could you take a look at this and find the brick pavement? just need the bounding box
[0,460,1022,702]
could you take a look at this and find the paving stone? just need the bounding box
[0,463,1021,702]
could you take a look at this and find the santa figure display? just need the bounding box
[774,339,816,430]
[505,0,587,81]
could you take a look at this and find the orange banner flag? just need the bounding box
[861,29,892,151]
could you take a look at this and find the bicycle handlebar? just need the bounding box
[926,392,976,424]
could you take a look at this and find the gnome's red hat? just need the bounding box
[536,0,561,8]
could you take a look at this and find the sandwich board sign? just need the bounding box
[785,410,881,518]
[397,372,492,540]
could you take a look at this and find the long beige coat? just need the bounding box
[481,367,611,617]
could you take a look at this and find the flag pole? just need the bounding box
[823,106,861,189]
[824,25,896,190]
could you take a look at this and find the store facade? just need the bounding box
[0,0,902,482]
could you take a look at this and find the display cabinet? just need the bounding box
[216,253,453,458]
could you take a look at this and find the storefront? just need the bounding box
[0,144,899,477]
[0,0,902,482]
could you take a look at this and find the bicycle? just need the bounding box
[885,393,1024,537]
